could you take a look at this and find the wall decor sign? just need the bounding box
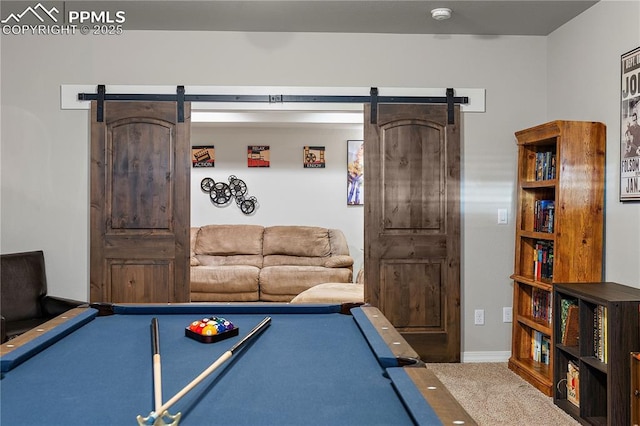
[192,146,215,168]
[621,46,640,201]
[347,140,364,205]
[303,146,325,168]
[247,145,270,167]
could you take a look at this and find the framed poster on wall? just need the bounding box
[621,46,640,201]
[347,140,364,205]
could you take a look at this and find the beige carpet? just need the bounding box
[426,362,580,426]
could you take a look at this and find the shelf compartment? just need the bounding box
[515,237,554,282]
[582,363,607,422]
[513,281,552,329]
[518,187,556,234]
[518,143,557,182]
[511,321,551,377]
[554,347,579,414]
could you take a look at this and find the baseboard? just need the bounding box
[461,351,510,363]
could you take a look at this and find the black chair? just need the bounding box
[1,250,86,343]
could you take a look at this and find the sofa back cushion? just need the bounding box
[328,229,350,256]
[190,227,200,257]
[263,226,331,258]
[195,225,264,256]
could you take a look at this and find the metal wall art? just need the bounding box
[200,175,258,215]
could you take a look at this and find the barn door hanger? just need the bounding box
[82,85,468,124]
[368,87,462,125]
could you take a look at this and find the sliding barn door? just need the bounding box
[90,101,191,303]
[364,103,461,362]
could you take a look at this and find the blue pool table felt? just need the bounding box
[0,304,444,426]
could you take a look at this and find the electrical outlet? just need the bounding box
[503,307,513,323]
[474,309,485,325]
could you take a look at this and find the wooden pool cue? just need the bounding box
[151,318,162,412]
[137,316,272,426]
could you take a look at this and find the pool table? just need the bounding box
[1,303,475,426]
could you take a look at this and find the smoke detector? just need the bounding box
[431,8,452,20]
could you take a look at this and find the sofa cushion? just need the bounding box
[195,225,264,256]
[191,265,260,302]
[262,255,326,268]
[196,254,263,269]
[190,265,260,296]
[263,226,330,257]
[259,265,353,302]
[323,255,354,268]
[328,228,351,256]
[190,227,199,257]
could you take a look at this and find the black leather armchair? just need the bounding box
[1,250,86,343]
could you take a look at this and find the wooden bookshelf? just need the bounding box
[553,282,640,425]
[508,120,605,396]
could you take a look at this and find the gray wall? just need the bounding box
[2,0,638,359]
[546,0,640,287]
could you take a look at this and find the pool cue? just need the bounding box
[138,316,272,426]
[151,318,162,412]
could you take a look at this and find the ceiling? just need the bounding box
[118,0,600,36]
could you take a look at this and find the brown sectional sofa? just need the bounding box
[190,225,354,302]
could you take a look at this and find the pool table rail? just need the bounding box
[1,307,96,372]
[358,305,424,366]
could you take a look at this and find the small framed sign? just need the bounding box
[303,146,325,168]
[248,146,270,167]
[192,146,215,168]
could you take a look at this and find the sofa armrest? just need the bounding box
[324,255,354,268]
[40,296,87,317]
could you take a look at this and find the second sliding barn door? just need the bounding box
[364,103,461,362]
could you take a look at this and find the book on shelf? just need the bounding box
[531,287,552,323]
[531,330,551,365]
[532,240,554,280]
[567,361,580,407]
[594,305,608,363]
[534,200,555,233]
[560,298,579,346]
[563,306,579,346]
[535,151,556,181]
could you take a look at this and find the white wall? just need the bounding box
[190,125,365,273]
[5,14,613,357]
[547,0,640,287]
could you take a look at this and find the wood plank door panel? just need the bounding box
[90,101,191,303]
[364,103,461,362]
